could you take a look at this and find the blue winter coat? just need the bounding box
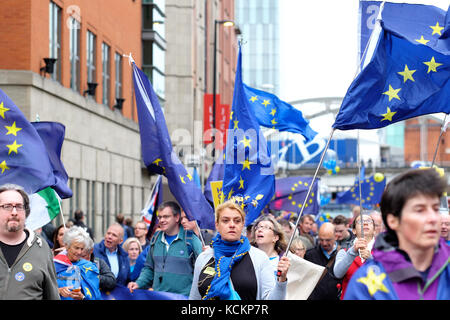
[94,240,130,286]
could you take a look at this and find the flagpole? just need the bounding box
[57,197,67,231]
[284,128,336,256]
[357,130,364,239]
[431,114,448,167]
[195,221,206,247]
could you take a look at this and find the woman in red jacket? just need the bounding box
[333,213,376,299]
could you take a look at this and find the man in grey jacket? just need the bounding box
[0,184,60,300]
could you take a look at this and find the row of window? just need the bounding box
[49,2,123,107]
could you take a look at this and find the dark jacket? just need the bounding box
[93,240,130,286]
[93,256,116,292]
[304,244,341,300]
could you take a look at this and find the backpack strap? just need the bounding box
[184,230,199,267]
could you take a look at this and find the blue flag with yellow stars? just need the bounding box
[31,121,72,199]
[0,89,56,194]
[269,176,319,216]
[335,174,386,208]
[131,62,215,230]
[333,3,450,130]
[223,45,275,226]
[243,85,317,142]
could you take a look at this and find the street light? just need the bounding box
[212,19,235,157]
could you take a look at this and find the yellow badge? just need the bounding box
[23,262,33,272]
[204,267,216,276]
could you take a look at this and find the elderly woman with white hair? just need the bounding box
[53,226,102,300]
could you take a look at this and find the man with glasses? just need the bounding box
[128,201,203,297]
[0,184,60,299]
[304,222,341,300]
[134,220,150,251]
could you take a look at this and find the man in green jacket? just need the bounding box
[0,184,60,300]
[127,201,203,297]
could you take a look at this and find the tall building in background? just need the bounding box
[235,0,280,95]
[0,0,146,239]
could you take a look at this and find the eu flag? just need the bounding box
[0,89,55,194]
[335,174,386,208]
[269,176,319,216]
[31,121,72,199]
[223,46,275,226]
[132,62,215,230]
[243,85,317,142]
[333,3,450,130]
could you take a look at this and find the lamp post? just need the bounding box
[212,19,235,156]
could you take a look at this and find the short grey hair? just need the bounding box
[0,183,31,217]
[63,226,91,248]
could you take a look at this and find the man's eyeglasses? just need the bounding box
[0,204,27,212]
[356,219,373,225]
[158,214,174,220]
[134,227,147,231]
[254,225,273,232]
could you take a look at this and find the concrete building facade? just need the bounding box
[0,0,147,239]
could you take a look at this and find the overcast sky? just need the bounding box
[279,0,450,102]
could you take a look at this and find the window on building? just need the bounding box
[69,17,80,91]
[142,40,165,98]
[102,43,110,106]
[49,1,61,82]
[86,31,96,88]
[115,52,122,99]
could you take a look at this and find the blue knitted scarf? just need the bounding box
[202,233,250,300]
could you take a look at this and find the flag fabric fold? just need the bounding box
[243,84,317,142]
[31,121,72,199]
[26,187,61,231]
[132,62,215,230]
[0,89,56,194]
[141,175,163,227]
[223,45,275,226]
[333,3,450,130]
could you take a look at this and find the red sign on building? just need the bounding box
[203,94,230,150]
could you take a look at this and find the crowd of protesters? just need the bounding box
[0,168,449,300]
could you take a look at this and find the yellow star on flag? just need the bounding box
[262,99,270,107]
[6,140,22,155]
[186,173,193,181]
[250,96,258,102]
[238,176,244,189]
[269,108,277,116]
[241,158,254,171]
[0,102,10,119]
[233,119,239,129]
[415,35,429,45]
[179,175,186,184]
[240,136,251,149]
[357,267,390,296]
[430,22,444,35]
[227,187,234,199]
[382,85,401,101]
[271,118,278,125]
[381,107,397,122]
[397,65,416,83]
[5,121,22,136]
[152,158,163,166]
[0,160,9,174]
[423,56,442,73]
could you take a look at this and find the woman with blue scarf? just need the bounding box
[189,201,290,300]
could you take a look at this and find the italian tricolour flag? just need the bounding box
[26,187,61,231]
